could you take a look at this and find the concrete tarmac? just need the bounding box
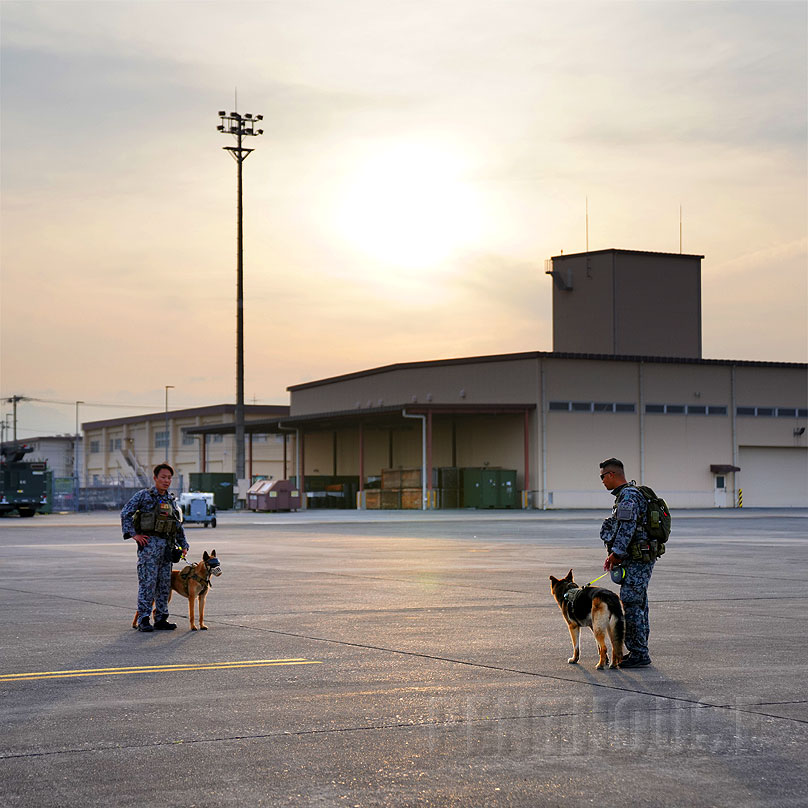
[1,508,806,807]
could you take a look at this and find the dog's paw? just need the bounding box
[567,657,578,664]
[190,626,198,631]
[199,626,207,631]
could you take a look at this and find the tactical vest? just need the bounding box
[134,498,180,540]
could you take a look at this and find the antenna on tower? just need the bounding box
[586,196,589,252]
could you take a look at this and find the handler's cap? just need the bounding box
[610,565,626,584]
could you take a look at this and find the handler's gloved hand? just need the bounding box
[604,552,622,571]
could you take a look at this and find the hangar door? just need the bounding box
[738,447,808,507]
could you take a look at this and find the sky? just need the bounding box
[1,0,806,438]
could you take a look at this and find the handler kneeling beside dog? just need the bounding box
[121,463,189,633]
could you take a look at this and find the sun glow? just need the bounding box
[333,141,484,270]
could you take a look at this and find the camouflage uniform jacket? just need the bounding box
[600,483,648,558]
[121,486,188,550]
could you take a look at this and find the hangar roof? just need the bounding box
[84,404,289,431]
[183,403,535,436]
[287,350,806,392]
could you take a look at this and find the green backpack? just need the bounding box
[633,484,672,545]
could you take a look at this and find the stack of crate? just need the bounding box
[376,468,423,509]
[381,468,403,509]
[378,467,460,509]
[363,476,382,509]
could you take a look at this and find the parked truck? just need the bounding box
[1,444,48,517]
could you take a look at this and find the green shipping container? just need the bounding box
[461,468,500,508]
[461,468,518,509]
[190,472,235,510]
[496,469,518,508]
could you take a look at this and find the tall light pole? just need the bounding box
[74,401,84,512]
[3,395,29,442]
[2,412,14,446]
[217,109,263,496]
[164,385,174,465]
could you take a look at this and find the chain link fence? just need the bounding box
[50,475,183,512]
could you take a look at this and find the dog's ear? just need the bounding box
[565,569,573,581]
[203,550,209,560]
[211,549,215,556]
[549,575,558,585]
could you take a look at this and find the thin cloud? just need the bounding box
[1,0,805,435]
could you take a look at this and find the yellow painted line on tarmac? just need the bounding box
[0,659,322,683]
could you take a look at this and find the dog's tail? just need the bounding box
[600,589,625,650]
[612,610,625,649]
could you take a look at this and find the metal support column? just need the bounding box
[426,410,433,509]
[402,410,427,510]
[523,408,530,509]
[358,422,365,509]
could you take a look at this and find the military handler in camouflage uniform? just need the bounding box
[121,463,189,633]
[599,457,655,668]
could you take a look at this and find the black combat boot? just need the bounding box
[619,654,651,668]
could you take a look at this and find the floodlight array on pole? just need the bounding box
[217,109,263,494]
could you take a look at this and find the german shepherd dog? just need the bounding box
[549,569,625,669]
[132,550,222,631]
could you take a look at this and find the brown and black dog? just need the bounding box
[132,550,222,631]
[549,569,624,669]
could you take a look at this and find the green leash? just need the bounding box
[585,567,626,586]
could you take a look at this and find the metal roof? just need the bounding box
[182,403,535,436]
[550,247,705,260]
[287,350,806,392]
[83,403,289,431]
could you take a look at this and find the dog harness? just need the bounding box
[563,585,597,624]
[564,586,582,604]
[177,560,218,597]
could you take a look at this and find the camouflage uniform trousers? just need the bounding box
[136,537,173,625]
[619,559,655,661]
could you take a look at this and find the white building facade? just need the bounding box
[282,351,806,509]
[83,404,291,490]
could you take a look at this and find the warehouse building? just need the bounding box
[83,404,291,491]
[186,249,805,509]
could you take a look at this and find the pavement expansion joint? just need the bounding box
[186,619,808,725]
